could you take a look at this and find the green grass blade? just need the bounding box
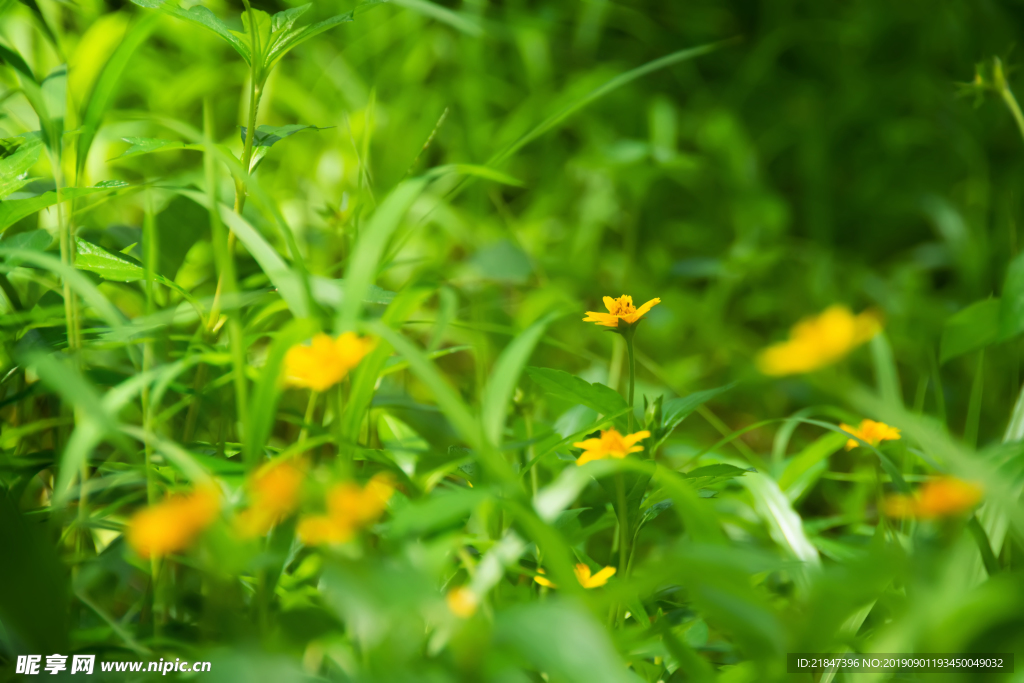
[75,13,160,178]
[482,312,559,446]
[338,179,427,331]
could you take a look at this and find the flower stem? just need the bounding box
[616,473,628,574]
[298,390,318,444]
[625,332,636,433]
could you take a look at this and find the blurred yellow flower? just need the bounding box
[583,295,660,328]
[884,477,983,519]
[284,332,376,392]
[533,563,616,589]
[574,428,650,466]
[840,419,901,451]
[757,305,881,376]
[127,487,219,559]
[235,459,305,537]
[446,586,479,618]
[297,473,395,546]
[296,514,354,545]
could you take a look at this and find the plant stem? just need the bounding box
[995,57,1024,146]
[625,332,636,433]
[616,473,628,574]
[298,390,318,444]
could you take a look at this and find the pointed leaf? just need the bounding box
[111,136,200,160]
[525,366,628,418]
[0,181,129,233]
[0,136,42,199]
[941,298,1002,364]
[264,11,354,71]
[652,383,735,450]
[271,4,312,32]
[129,0,252,64]
[482,313,559,445]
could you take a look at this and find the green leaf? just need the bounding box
[390,0,482,36]
[239,124,331,172]
[525,366,628,418]
[271,4,312,32]
[76,13,160,177]
[338,179,427,330]
[651,383,735,451]
[0,181,129,233]
[683,463,753,488]
[482,313,559,445]
[263,10,355,73]
[777,431,846,494]
[488,39,735,168]
[112,137,200,161]
[340,286,434,443]
[742,471,820,566]
[941,298,1002,364]
[1001,251,1024,340]
[244,318,320,467]
[75,237,144,282]
[129,0,252,65]
[178,188,308,318]
[389,487,485,537]
[495,600,635,683]
[0,44,59,151]
[1,229,50,254]
[0,490,69,654]
[74,237,204,311]
[154,195,209,280]
[0,135,42,199]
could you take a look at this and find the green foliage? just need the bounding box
[2,0,1024,681]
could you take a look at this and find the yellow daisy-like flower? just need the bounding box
[127,487,220,559]
[583,295,661,328]
[446,586,479,618]
[533,563,617,589]
[284,332,376,392]
[573,428,650,466]
[757,305,881,376]
[235,459,305,537]
[840,419,901,451]
[884,477,983,520]
[297,473,395,546]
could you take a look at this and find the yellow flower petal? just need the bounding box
[575,428,649,465]
[841,419,901,451]
[884,477,982,519]
[127,487,220,559]
[584,294,660,328]
[446,586,479,618]
[585,566,617,588]
[284,332,375,391]
[758,306,881,376]
[533,569,556,588]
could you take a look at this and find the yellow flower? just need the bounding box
[583,295,661,328]
[127,487,220,559]
[533,563,617,589]
[297,473,395,546]
[296,514,354,545]
[284,332,376,392]
[840,419,901,451]
[446,586,479,618]
[574,563,617,588]
[757,305,881,376]
[235,459,305,537]
[573,428,650,466]
[884,477,983,520]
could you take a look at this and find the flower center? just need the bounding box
[610,297,635,316]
